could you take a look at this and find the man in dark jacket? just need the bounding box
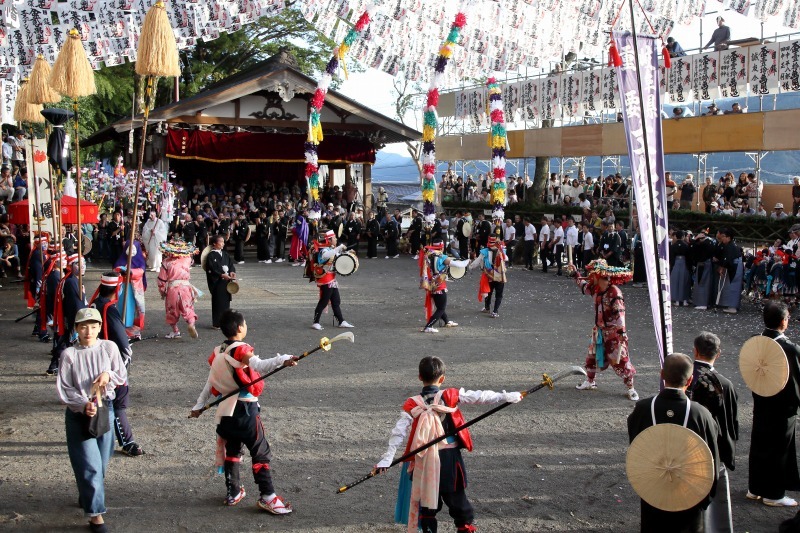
[748,301,800,507]
[206,235,236,329]
[689,332,739,532]
[628,353,719,532]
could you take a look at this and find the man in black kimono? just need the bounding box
[408,209,423,259]
[275,209,290,262]
[231,213,249,264]
[689,332,739,532]
[194,215,208,266]
[343,212,361,256]
[476,213,491,251]
[384,213,399,259]
[90,272,144,457]
[365,211,380,259]
[206,235,236,329]
[628,353,719,532]
[748,301,800,507]
[256,212,271,263]
[455,211,470,260]
[27,238,46,338]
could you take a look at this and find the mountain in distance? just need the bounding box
[374,92,800,183]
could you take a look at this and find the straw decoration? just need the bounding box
[27,56,62,105]
[14,81,45,124]
[49,29,96,98]
[135,1,180,77]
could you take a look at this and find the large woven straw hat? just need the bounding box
[739,336,789,397]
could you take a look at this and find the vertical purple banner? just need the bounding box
[613,31,673,367]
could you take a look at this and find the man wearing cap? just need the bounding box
[89,272,144,457]
[206,234,236,329]
[57,306,127,533]
[688,332,739,532]
[47,253,87,375]
[309,230,353,330]
[747,301,800,507]
[772,203,789,220]
[627,353,720,531]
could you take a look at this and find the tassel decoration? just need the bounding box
[662,45,672,68]
[49,29,96,98]
[609,42,622,68]
[136,1,180,77]
[486,77,507,220]
[27,56,61,105]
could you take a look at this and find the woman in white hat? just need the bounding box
[56,307,127,533]
[772,203,789,220]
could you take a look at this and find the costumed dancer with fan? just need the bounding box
[572,259,639,401]
[56,307,127,532]
[469,230,507,318]
[371,356,521,533]
[189,309,297,514]
[114,238,147,337]
[419,240,469,333]
[46,253,87,375]
[88,272,144,457]
[308,230,354,331]
[747,301,800,507]
[157,239,200,339]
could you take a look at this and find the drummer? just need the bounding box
[310,230,354,331]
[420,239,469,333]
[205,235,237,330]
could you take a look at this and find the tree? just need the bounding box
[392,76,423,182]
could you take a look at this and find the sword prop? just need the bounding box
[197,331,354,414]
[130,334,159,343]
[15,307,40,323]
[336,365,586,494]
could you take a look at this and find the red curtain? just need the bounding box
[166,129,376,164]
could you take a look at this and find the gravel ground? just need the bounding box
[0,250,797,533]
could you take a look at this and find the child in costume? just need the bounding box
[373,356,521,533]
[419,240,469,333]
[307,230,354,330]
[573,259,638,400]
[189,309,297,514]
[469,233,507,318]
[114,239,147,336]
[157,239,200,339]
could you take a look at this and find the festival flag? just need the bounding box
[613,30,673,368]
[718,48,749,98]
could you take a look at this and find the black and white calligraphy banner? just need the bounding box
[749,42,781,95]
[691,51,719,102]
[581,68,602,113]
[718,48,749,98]
[663,55,693,104]
[779,39,800,92]
[560,72,581,118]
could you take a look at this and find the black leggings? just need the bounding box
[425,292,448,328]
[313,285,344,324]
[217,401,274,496]
[483,281,505,313]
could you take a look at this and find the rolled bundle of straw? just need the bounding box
[14,81,45,124]
[28,56,62,105]
[136,1,180,77]
[49,29,96,98]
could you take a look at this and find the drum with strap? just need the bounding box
[461,220,472,238]
[447,264,466,281]
[333,251,359,276]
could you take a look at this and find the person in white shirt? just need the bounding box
[551,220,565,275]
[1,135,13,166]
[578,193,592,211]
[522,218,537,270]
[564,217,580,267]
[503,218,516,268]
[581,222,595,267]
[539,216,551,273]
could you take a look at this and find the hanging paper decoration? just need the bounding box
[486,77,507,222]
[421,7,467,224]
[303,7,373,221]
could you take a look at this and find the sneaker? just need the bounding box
[723,307,738,314]
[300,261,306,267]
[121,442,144,457]
[311,323,323,331]
[576,380,597,390]
[39,334,51,343]
[393,255,399,259]
[291,262,301,267]
[422,327,439,333]
[263,259,272,264]
[257,494,292,515]
[413,255,419,260]
[444,321,458,327]
[165,331,181,339]
[763,496,798,507]
[385,256,390,259]
[237,261,245,265]
[31,329,39,337]
[694,306,707,310]
[224,487,246,506]
[45,367,58,376]
[275,258,284,263]
[188,324,198,339]
[338,321,354,328]
[746,491,762,500]
[626,388,640,401]
[490,312,499,318]
[480,308,490,313]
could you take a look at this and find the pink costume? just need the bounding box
[158,253,199,331]
[580,282,636,387]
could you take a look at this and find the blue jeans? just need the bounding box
[65,406,115,517]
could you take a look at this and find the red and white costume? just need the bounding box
[157,241,200,336]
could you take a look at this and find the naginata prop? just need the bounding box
[336,365,586,494]
[195,332,355,414]
[15,307,39,323]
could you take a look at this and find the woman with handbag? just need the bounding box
[57,307,127,533]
